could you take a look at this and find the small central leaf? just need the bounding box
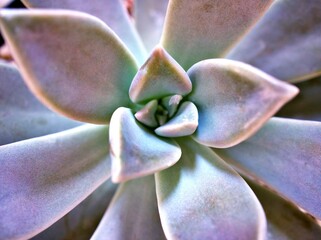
[129,46,192,103]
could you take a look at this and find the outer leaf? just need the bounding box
[161,0,273,70]
[155,138,266,240]
[92,176,166,240]
[247,180,321,240]
[0,125,111,240]
[216,117,321,220]
[0,62,81,146]
[109,107,181,182]
[21,0,147,65]
[227,0,321,83]
[0,10,138,124]
[277,76,321,121]
[187,59,298,148]
[32,180,117,240]
[134,0,169,53]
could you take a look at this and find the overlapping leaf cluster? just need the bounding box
[0,0,321,239]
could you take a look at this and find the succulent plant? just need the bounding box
[0,0,321,239]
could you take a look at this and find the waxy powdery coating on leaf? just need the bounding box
[0,0,320,239]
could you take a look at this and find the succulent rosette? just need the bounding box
[0,0,321,239]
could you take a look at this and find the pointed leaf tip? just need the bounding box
[187,59,298,148]
[109,107,181,182]
[129,46,192,103]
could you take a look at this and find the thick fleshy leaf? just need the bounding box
[0,10,138,124]
[92,176,166,240]
[129,46,192,103]
[227,0,321,83]
[109,107,181,182]
[187,59,299,148]
[135,99,159,127]
[247,179,321,240]
[277,76,321,121]
[155,138,266,240]
[32,180,117,240]
[155,101,198,137]
[21,0,147,65]
[134,0,169,53]
[0,62,81,146]
[161,0,273,70]
[161,94,182,118]
[215,117,321,219]
[0,124,111,240]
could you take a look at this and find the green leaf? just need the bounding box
[92,176,166,240]
[247,179,321,240]
[155,101,198,137]
[187,59,298,148]
[109,107,181,182]
[161,0,273,69]
[21,0,147,64]
[155,138,266,240]
[129,46,192,103]
[134,0,169,53]
[0,125,111,240]
[227,0,321,83]
[216,117,321,219]
[0,62,81,146]
[0,9,138,124]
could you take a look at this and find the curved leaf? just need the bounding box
[247,179,321,240]
[155,101,198,137]
[109,107,181,182]
[155,138,266,240]
[0,9,138,124]
[134,0,169,53]
[277,76,321,121]
[227,0,321,83]
[0,125,111,240]
[32,180,117,240]
[129,46,191,103]
[21,0,147,64]
[161,0,273,69]
[0,62,81,146]
[216,117,321,220]
[92,176,166,240]
[187,59,298,148]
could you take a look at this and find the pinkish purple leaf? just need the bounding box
[227,0,321,83]
[92,176,166,240]
[21,0,147,64]
[0,61,81,146]
[109,107,181,182]
[134,0,169,53]
[187,59,298,148]
[277,76,321,122]
[156,138,266,240]
[247,179,321,240]
[0,10,138,124]
[216,117,321,220]
[0,125,111,239]
[161,0,273,69]
[31,180,117,240]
